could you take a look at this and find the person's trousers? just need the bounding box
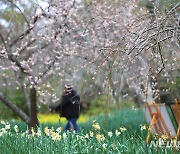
[65,118,78,133]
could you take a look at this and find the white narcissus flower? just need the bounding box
[140,124,147,130]
[21,132,25,137]
[84,133,89,139]
[5,124,10,130]
[14,125,19,133]
[56,127,62,133]
[36,128,41,137]
[0,132,4,136]
[63,132,67,139]
[25,130,29,135]
[89,131,93,137]
[102,143,107,150]
[80,136,85,140]
[93,120,96,123]
[0,120,6,125]
[108,132,113,138]
[1,128,7,134]
[52,134,61,141]
[115,130,121,136]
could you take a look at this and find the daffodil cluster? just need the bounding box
[44,126,63,141]
[0,120,11,136]
[0,119,130,146]
[96,134,105,141]
[92,120,101,130]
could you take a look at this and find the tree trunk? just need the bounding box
[28,87,39,131]
[22,85,31,115]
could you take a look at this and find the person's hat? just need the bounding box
[64,84,73,92]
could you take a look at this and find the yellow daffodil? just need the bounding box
[92,123,100,130]
[96,134,101,141]
[172,137,177,147]
[161,134,169,140]
[31,128,36,137]
[120,126,126,132]
[101,134,105,141]
[153,134,159,140]
[44,127,51,136]
[96,134,105,141]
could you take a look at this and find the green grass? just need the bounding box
[0,109,178,154]
[80,109,146,133]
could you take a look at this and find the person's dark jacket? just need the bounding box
[54,89,80,120]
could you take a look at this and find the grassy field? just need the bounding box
[0,109,179,154]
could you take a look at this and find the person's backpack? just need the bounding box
[70,94,80,105]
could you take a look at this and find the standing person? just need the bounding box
[51,85,80,133]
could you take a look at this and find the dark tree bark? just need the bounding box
[28,87,39,131]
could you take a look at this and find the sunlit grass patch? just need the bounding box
[38,113,89,123]
[38,113,65,123]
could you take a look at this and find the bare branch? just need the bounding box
[9,26,34,47]
[7,0,30,27]
[18,39,36,54]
